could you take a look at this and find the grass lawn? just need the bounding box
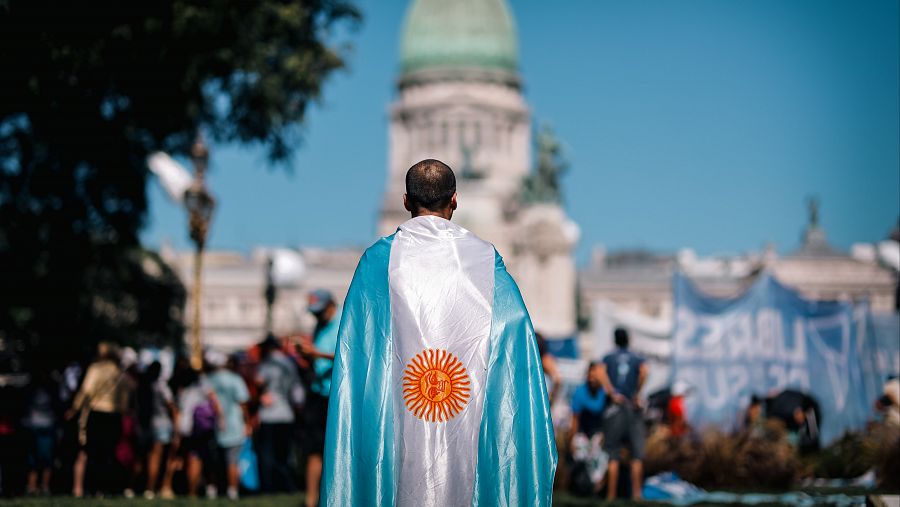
[1,487,887,507]
[0,494,824,507]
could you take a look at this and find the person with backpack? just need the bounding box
[175,367,220,498]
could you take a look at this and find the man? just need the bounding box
[321,159,557,506]
[206,351,251,501]
[599,327,647,500]
[255,334,302,493]
[298,289,340,507]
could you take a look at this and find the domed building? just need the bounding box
[165,0,581,353]
[380,0,580,341]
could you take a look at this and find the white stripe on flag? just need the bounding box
[389,216,495,507]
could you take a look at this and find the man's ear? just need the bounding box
[450,192,458,210]
[403,194,412,212]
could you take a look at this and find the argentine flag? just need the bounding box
[321,216,557,506]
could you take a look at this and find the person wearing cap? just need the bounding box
[206,350,250,500]
[298,289,340,507]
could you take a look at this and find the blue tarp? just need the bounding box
[670,272,871,444]
[860,311,900,408]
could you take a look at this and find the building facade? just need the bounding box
[167,2,897,358]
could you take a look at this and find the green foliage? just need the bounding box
[0,0,359,363]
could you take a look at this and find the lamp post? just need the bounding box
[264,255,277,334]
[184,134,215,370]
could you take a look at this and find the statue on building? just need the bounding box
[522,124,566,204]
[808,196,820,228]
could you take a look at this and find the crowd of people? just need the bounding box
[560,328,900,499]
[3,295,897,501]
[0,289,342,504]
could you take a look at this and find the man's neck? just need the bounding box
[411,209,452,220]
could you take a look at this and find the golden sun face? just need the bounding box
[402,348,471,423]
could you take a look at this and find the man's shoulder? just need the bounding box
[355,235,395,272]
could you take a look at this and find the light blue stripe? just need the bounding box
[472,250,558,507]
[322,234,396,507]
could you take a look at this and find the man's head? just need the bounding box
[308,288,336,323]
[403,159,457,219]
[587,361,603,389]
[614,327,630,349]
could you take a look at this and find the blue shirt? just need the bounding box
[602,348,645,399]
[571,384,607,437]
[206,369,250,448]
[312,307,341,397]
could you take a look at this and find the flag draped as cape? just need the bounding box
[321,216,557,507]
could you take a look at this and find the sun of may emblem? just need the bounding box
[402,348,471,423]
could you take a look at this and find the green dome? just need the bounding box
[400,0,519,78]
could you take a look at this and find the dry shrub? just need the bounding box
[805,423,899,488]
[866,423,900,490]
[644,421,799,490]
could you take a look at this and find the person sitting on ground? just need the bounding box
[568,361,608,496]
[875,376,899,427]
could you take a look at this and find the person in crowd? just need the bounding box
[255,334,301,493]
[54,360,84,497]
[875,375,899,427]
[667,380,692,438]
[206,351,251,501]
[536,332,562,405]
[67,342,127,498]
[119,351,142,498]
[743,394,766,437]
[175,366,220,498]
[568,361,608,496]
[22,369,61,496]
[298,289,340,507]
[136,361,177,499]
[599,327,648,500]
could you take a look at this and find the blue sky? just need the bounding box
[142,0,900,264]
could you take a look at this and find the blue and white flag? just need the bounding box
[671,272,870,444]
[321,216,557,507]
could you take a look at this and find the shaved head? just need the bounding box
[404,159,457,214]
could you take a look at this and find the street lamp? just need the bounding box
[184,134,216,370]
[264,255,277,334]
